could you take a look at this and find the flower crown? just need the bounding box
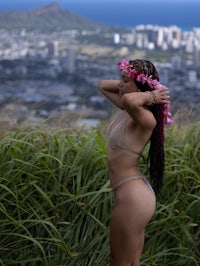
[117,59,173,125]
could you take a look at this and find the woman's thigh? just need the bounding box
[110,178,156,264]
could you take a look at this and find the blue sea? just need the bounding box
[0,0,200,30]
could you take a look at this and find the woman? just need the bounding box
[98,59,173,266]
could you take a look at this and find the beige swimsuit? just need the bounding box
[107,111,153,192]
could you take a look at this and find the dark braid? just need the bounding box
[129,59,165,194]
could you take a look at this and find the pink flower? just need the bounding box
[117,59,130,75]
[130,71,138,80]
[163,104,174,125]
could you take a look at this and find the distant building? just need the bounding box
[46,41,59,57]
[46,43,54,56]
[192,40,200,68]
[169,26,181,49]
[171,56,183,71]
[159,68,170,85]
[66,47,75,74]
[114,33,120,44]
[188,70,197,83]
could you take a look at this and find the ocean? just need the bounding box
[0,1,200,30]
[61,1,200,30]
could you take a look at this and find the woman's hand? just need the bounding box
[147,88,170,105]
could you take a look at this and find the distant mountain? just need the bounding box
[0,2,117,32]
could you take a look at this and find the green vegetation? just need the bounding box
[0,122,199,265]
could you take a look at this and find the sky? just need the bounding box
[0,0,200,11]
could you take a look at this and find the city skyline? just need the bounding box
[0,1,200,127]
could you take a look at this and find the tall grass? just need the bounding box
[0,122,199,265]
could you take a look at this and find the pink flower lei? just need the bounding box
[117,59,173,125]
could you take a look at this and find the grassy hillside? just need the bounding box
[0,122,199,265]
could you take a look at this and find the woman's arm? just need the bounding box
[98,80,123,109]
[122,89,169,129]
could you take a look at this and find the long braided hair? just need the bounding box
[129,59,165,194]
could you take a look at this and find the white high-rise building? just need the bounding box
[114,33,120,44]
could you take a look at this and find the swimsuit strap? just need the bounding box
[112,175,143,190]
[110,144,141,157]
[112,175,154,193]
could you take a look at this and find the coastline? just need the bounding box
[0,1,199,29]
